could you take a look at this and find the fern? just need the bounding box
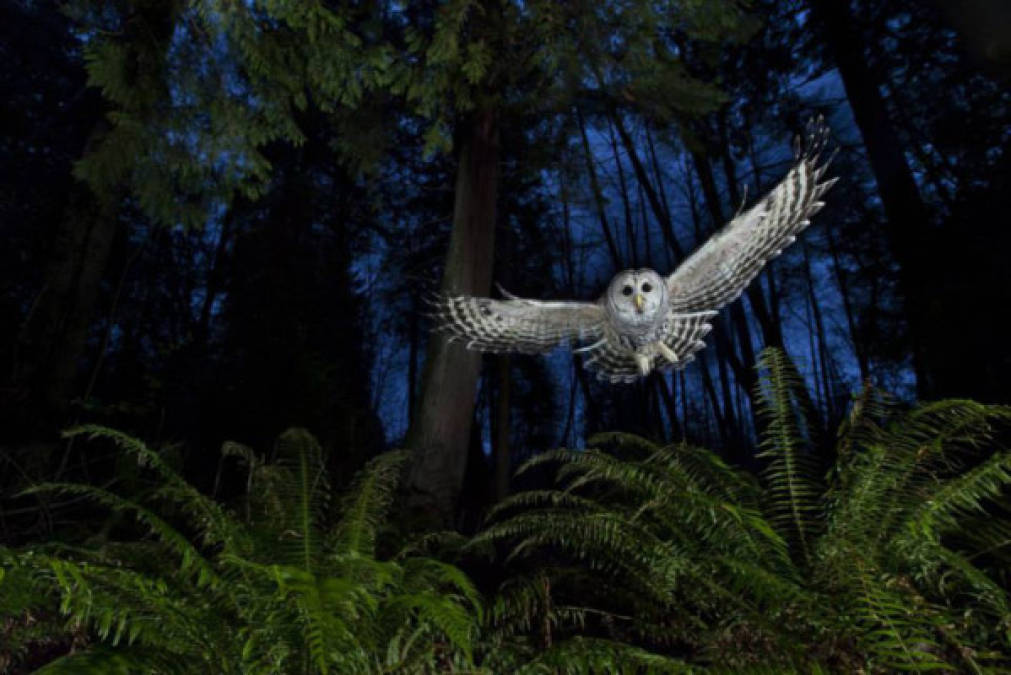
[513,636,693,674]
[1,427,481,674]
[333,449,409,559]
[479,349,1011,672]
[754,348,823,565]
[6,359,1011,672]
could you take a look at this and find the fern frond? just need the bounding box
[8,428,484,672]
[910,451,1011,538]
[62,425,242,551]
[271,428,330,572]
[850,567,957,671]
[332,449,408,560]
[484,489,605,524]
[585,431,662,457]
[514,636,691,674]
[755,348,823,564]
[18,483,219,589]
[33,646,195,675]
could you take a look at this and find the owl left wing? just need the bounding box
[667,118,838,313]
[432,292,607,354]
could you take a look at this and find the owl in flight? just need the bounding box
[433,118,837,383]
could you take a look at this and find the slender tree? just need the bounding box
[809,0,935,396]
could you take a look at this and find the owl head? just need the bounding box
[605,268,667,325]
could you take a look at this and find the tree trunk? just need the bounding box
[933,0,1011,80]
[407,109,499,526]
[610,112,685,260]
[576,110,622,269]
[605,119,638,267]
[11,0,180,437]
[17,160,118,430]
[407,294,420,429]
[810,0,934,396]
[690,150,762,417]
[493,355,511,502]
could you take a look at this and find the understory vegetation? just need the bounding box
[3,350,1010,673]
[4,1,1009,672]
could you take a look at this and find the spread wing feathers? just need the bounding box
[582,335,642,383]
[583,311,717,383]
[432,293,607,354]
[657,310,717,371]
[667,117,838,313]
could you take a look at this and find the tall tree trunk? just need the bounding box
[17,132,118,430]
[493,355,511,502]
[575,110,622,269]
[407,294,420,429]
[690,150,762,414]
[655,375,681,440]
[683,157,731,442]
[13,0,180,437]
[824,222,869,381]
[933,0,1011,80]
[605,119,638,267]
[407,109,499,526]
[810,0,934,396]
[610,112,685,260]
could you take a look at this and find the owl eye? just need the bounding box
[641,282,653,292]
[621,285,633,296]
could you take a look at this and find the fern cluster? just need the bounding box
[1,427,481,674]
[4,349,1011,672]
[478,348,1011,672]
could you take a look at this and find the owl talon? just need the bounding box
[634,352,651,377]
[657,342,679,364]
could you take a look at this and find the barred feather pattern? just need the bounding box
[584,310,717,383]
[430,118,836,384]
[667,117,838,313]
[432,294,607,354]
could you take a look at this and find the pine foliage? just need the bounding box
[1,426,481,674]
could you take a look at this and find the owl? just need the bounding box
[432,118,838,383]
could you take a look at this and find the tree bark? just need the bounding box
[11,0,180,436]
[493,355,511,502]
[933,0,1011,80]
[576,110,622,269]
[610,112,686,260]
[690,150,762,414]
[17,145,118,430]
[407,109,499,526]
[810,0,934,396]
[605,119,638,267]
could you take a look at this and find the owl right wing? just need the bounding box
[666,117,837,313]
[432,292,608,354]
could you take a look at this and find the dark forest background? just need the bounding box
[2,0,1009,539]
[3,0,1011,671]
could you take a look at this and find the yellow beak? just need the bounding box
[633,293,645,313]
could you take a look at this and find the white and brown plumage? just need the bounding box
[432,118,838,383]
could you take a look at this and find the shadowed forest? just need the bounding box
[2,0,1011,672]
